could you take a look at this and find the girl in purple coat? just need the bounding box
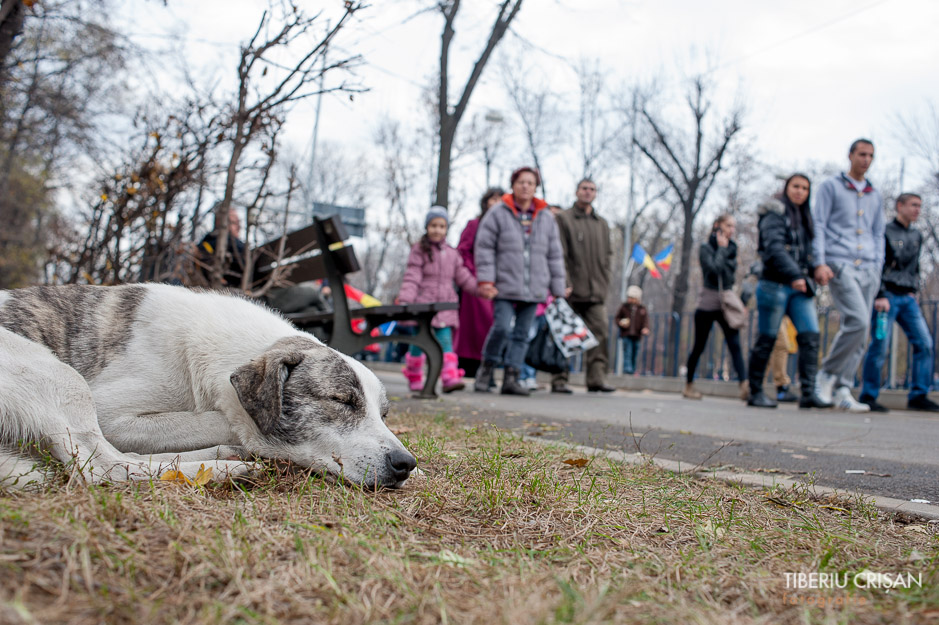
[398,206,485,393]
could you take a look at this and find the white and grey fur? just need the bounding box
[0,284,415,490]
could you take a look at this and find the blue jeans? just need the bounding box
[520,315,545,381]
[861,292,934,400]
[755,280,819,337]
[482,299,538,370]
[621,336,641,374]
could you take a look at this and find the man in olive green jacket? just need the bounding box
[551,179,615,393]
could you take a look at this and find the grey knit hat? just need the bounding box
[425,205,449,228]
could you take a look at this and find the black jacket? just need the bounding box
[757,198,815,285]
[879,218,922,297]
[699,233,737,291]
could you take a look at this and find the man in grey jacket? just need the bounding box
[812,139,885,412]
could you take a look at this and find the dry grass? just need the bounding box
[1,406,937,625]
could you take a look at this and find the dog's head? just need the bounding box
[230,336,416,488]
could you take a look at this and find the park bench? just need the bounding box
[252,215,456,398]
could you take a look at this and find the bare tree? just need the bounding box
[631,76,744,317]
[497,54,557,196]
[432,0,523,209]
[0,0,126,288]
[576,58,628,180]
[208,2,365,288]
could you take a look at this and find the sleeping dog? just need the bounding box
[0,284,416,489]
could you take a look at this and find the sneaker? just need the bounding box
[907,395,939,412]
[522,377,540,391]
[834,387,870,413]
[858,394,889,413]
[815,370,837,405]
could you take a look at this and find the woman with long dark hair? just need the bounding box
[746,173,832,408]
[683,214,747,400]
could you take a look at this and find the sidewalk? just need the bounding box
[368,360,939,518]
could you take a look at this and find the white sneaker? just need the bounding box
[834,386,870,413]
[522,377,538,391]
[816,370,837,404]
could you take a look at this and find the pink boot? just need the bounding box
[402,353,425,392]
[441,352,465,393]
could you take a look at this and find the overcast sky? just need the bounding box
[121,0,939,214]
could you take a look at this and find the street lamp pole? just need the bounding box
[620,91,638,302]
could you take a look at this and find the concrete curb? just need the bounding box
[525,436,939,521]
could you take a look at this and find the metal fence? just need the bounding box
[581,301,939,390]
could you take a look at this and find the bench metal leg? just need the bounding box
[409,322,443,398]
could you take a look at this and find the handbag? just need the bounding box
[718,274,747,330]
[525,321,568,373]
[543,298,599,358]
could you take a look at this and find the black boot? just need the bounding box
[500,366,530,396]
[747,334,777,405]
[797,333,833,409]
[474,361,495,393]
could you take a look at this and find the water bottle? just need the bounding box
[874,310,888,340]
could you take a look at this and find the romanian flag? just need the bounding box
[631,243,662,279]
[653,244,674,273]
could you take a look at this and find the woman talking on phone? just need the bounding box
[745,173,832,409]
[683,214,747,400]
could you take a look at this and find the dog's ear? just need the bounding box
[230,350,303,435]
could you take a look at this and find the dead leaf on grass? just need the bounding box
[390,426,413,435]
[818,504,850,514]
[562,458,589,468]
[160,464,213,486]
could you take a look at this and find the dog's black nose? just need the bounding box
[387,449,417,482]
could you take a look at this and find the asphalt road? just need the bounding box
[375,369,939,504]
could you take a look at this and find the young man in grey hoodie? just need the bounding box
[812,139,885,412]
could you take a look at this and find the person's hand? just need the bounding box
[641,327,651,335]
[618,318,630,328]
[791,278,807,293]
[874,297,890,313]
[814,264,834,286]
[564,286,573,298]
[477,284,497,300]
[715,230,729,248]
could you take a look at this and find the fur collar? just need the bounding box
[758,197,786,216]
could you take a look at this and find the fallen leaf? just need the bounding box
[192,464,213,486]
[819,504,850,514]
[160,470,193,485]
[562,458,589,468]
[390,426,413,435]
[655,525,669,534]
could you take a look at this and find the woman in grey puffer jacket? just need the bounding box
[473,166,567,396]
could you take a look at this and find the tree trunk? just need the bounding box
[434,118,455,208]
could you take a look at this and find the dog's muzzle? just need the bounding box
[386,448,417,486]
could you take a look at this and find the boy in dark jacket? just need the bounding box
[859,193,939,412]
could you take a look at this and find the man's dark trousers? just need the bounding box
[551,301,609,388]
